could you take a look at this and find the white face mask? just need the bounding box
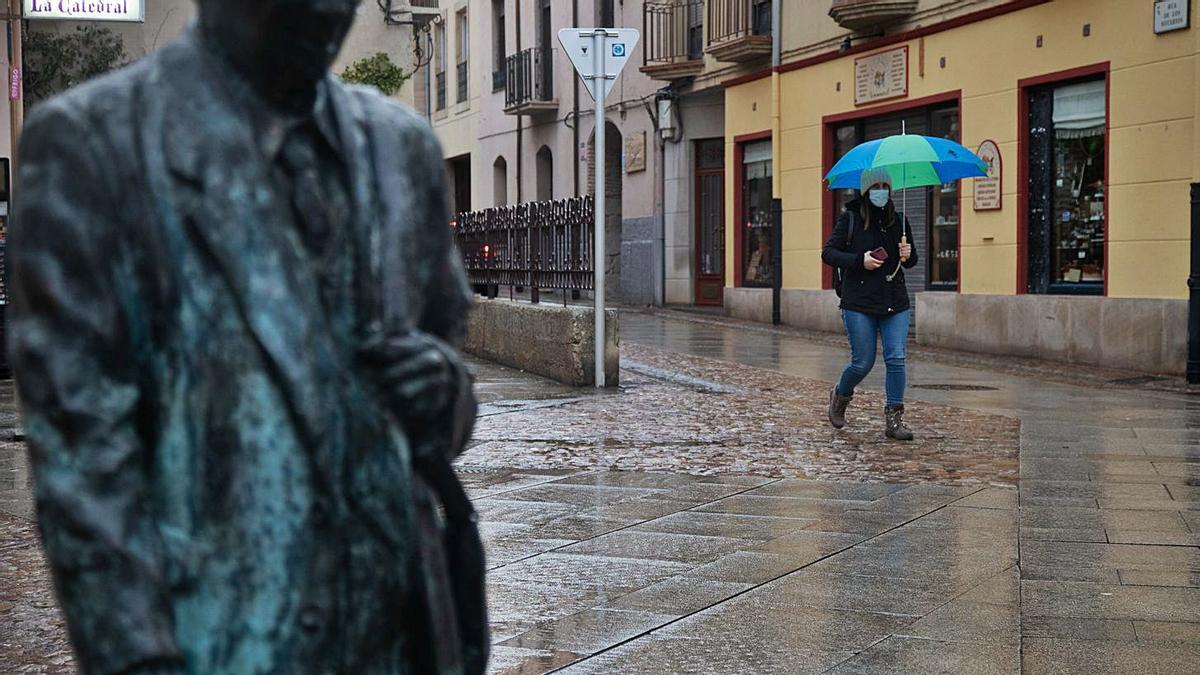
[868,188,891,208]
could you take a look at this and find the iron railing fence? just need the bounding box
[454,197,594,304]
[504,47,554,108]
[644,0,704,67]
[707,0,772,46]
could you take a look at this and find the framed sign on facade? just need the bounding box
[1154,0,1190,34]
[625,131,646,173]
[973,140,1002,211]
[854,46,908,106]
[23,0,145,22]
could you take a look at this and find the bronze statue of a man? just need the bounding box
[8,1,487,672]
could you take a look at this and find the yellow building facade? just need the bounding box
[721,0,1198,375]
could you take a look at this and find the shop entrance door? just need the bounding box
[694,139,725,305]
[829,101,962,307]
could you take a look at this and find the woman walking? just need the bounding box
[822,168,918,440]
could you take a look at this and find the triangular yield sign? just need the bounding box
[558,28,640,101]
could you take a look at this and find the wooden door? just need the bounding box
[694,139,725,306]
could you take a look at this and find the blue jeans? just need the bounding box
[836,309,910,407]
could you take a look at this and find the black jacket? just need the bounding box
[822,197,919,316]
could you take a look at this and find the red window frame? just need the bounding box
[732,130,773,288]
[820,90,963,290]
[1016,62,1111,296]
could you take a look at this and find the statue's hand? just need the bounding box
[356,330,465,432]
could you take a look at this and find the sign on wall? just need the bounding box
[23,0,145,22]
[854,46,907,106]
[973,140,1002,211]
[625,131,646,173]
[1154,0,1190,33]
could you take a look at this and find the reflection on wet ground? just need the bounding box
[463,311,1199,674]
[468,343,1019,485]
[2,310,1198,673]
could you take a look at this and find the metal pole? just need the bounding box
[771,197,782,325]
[8,0,22,173]
[1188,182,1200,384]
[770,0,781,326]
[593,29,606,388]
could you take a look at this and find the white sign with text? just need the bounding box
[24,0,145,22]
[1154,0,1190,34]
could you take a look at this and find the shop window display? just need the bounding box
[1026,78,1106,294]
[829,102,961,294]
[741,140,774,288]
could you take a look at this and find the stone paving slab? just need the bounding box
[826,637,1019,675]
[1021,638,1200,674]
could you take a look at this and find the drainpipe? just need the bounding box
[770,0,782,325]
[1190,22,1200,384]
[515,0,523,204]
[572,0,580,197]
[1189,183,1200,384]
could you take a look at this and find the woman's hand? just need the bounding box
[899,241,912,261]
[863,252,883,271]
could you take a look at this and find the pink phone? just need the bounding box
[869,247,889,261]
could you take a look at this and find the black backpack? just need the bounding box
[832,213,857,298]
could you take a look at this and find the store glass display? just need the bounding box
[929,107,960,289]
[742,140,774,288]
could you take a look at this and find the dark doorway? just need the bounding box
[694,139,725,305]
[588,121,623,302]
[536,145,554,202]
[448,154,471,217]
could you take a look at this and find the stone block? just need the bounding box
[1033,296,1071,362]
[464,298,619,387]
[1161,299,1188,374]
[1066,296,1103,365]
[621,241,657,307]
[622,215,657,242]
[724,288,771,323]
[1005,296,1041,357]
[960,294,1008,353]
[781,289,842,333]
[1099,299,1165,373]
[914,292,955,346]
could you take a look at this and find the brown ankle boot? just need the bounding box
[827,387,852,429]
[885,404,914,441]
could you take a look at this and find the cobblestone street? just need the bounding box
[2,310,1199,673]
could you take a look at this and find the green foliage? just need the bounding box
[340,52,410,97]
[24,25,129,109]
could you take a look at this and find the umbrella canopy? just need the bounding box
[825,134,988,190]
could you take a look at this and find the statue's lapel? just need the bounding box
[162,75,339,454]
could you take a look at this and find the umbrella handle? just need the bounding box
[901,233,909,262]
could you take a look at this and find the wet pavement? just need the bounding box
[2,309,1199,673]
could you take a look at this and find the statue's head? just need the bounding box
[198,0,361,109]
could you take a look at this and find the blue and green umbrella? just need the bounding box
[824,134,988,190]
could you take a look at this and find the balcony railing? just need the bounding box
[707,0,772,62]
[456,61,469,102]
[641,1,705,80]
[435,70,446,110]
[455,197,595,303]
[504,47,557,115]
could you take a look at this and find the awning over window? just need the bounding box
[1053,80,1106,139]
